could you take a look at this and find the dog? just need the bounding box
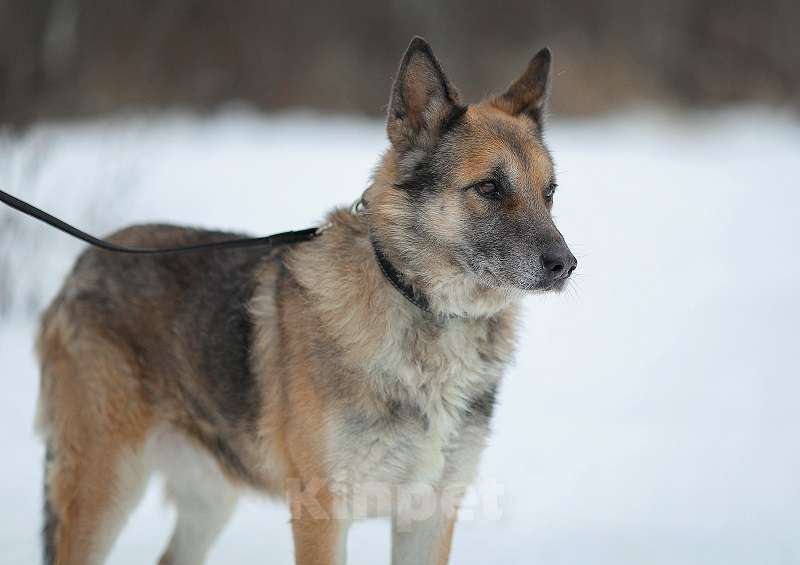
[35,36,575,565]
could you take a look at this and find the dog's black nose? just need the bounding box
[541,250,577,279]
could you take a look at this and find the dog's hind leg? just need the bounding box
[154,431,239,565]
[38,312,153,565]
[42,435,151,565]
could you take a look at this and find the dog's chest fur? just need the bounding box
[326,313,516,491]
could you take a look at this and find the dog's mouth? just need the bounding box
[509,276,569,294]
[455,250,571,294]
[473,264,568,294]
[536,277,570,293]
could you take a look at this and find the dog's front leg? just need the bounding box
[391,488,458,565]
[288,480,349,565]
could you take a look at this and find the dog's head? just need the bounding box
[367,37,575,315]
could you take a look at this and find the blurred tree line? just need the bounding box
[1,0,797,125]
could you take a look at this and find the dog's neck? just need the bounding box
[369,236,433,313]
[364,226,518,319]
[287,210,518,327]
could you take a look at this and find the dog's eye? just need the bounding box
[544,182,557,200]
[475,181,501,199]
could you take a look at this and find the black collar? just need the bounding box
[370,238,431,313]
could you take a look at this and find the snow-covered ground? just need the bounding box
[1,107,799,564]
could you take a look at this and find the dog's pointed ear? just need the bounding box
[492,47,552,127]
[387,37,463,148]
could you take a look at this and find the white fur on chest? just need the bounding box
[327,318,506,511]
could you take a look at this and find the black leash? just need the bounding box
[0,188,320,254]
[1,187,435,314]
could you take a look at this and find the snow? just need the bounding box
[1,107,799,564]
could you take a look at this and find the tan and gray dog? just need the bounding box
[36,37,575,565]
